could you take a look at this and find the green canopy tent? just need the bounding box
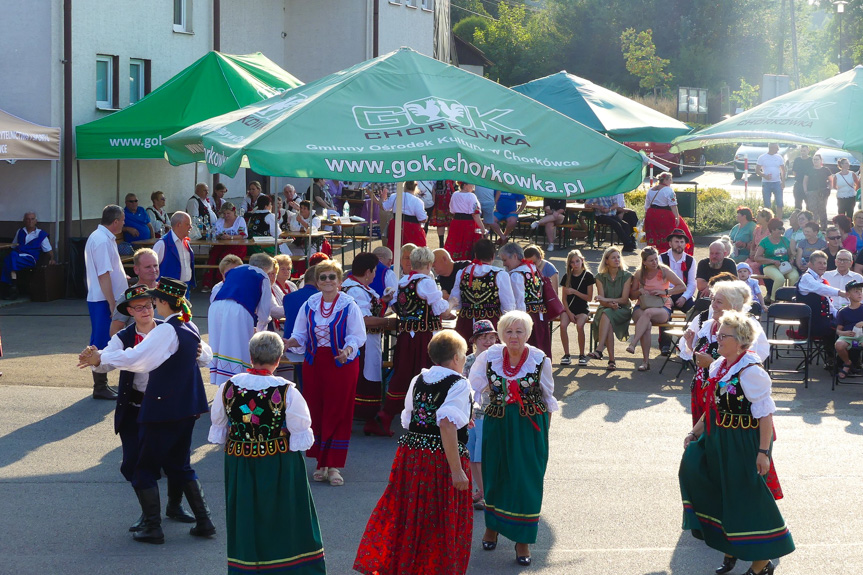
[671,65,863,153]
[511,71,692,144]
[163,48,646,274]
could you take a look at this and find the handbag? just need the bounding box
[542,275,566,320]
[638,293,666,309]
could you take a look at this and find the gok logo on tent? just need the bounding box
[353,97,525,136]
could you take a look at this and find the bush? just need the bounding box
[624,186,758,236]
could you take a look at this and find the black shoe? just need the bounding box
[514,543,531,566]
[92,387,118,400]
[182,479,216,537]
[165,480,196,523]
[132,487,165,544]
[559,354,572,366]
[129,512,145,532]
[482,535,498,551]
[743,560,775,575]
[660,346,671,357]
[716,555,737,574]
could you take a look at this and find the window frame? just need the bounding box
[173,0,193,33]
[96,54,118,110]
[421,0,433,11]
[405,0,418,7]
[388,0,402,4]
[129,58,146,105]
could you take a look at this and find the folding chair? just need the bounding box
[659,298,712,377]
[764,303,812,388]
[774,286,797,303]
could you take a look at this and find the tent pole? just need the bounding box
[116,159,121,205]
[392,182,404,281]
[62,0,73,258]
[76,160,83,236]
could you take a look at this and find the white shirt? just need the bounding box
[468,344,560,413]
[756,152,785,182]
[663,249,697,301]
[288,213,321,233]
[450,264,516,313]
[383,191,428,220]
[449,191,480,215]
[289,292,367,360]
[798,268,841,316]
[12,228,52,252]
[186,195,218,223]
[98,314,213,374]
[85,225,128,303]
[510,263,542,313]
[708,351,775,419]
[679,317,770,362]
[645,185,676,208]
[214,217,247,237]
[416,181,436,209]
[248,210,278,238]
[824,269,863,308]
[400,366,473,430]
[147,206,170,229]
[208,373,314,452]
[341,277,379,317]
[153,231,192,283]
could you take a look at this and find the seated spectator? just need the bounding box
[824,226,843,270]
[247,195,279,239]
[850,210,863,254]
[0,211,55,299]
[186,183,218,228]
[585,193,636,252]
[835,280,863,379]
[717,235,734,260]
[824,249,862,309]
[122,193,154,243]
[695,240,738,297]
[833,214,858,254]
[284,200,321,256]
[241,180,263,214]
[736,263,765,317]
[729,207,756,262]
[202,203,248,291]
[491,190,526,245]
[530,197,566,252]
[524,244,559,292]
[796,250,843,366]
[209,182,227,214]
[783,209,801,242]
[755,218,799,302]
[146,191,171,236]
[658,229,697,354]
[210,254,243,302]
[431,248,470,300]
[281,184,300,230]
[794,222,827,273]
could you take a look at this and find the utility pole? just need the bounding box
[789,0,801,88]
[778,0,785,74]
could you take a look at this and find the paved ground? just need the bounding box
[3,237,863,574]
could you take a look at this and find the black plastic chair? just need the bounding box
[774,286,797,303]
[764,303,812,388]
[659,297,712,377]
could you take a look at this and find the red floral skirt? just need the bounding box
[444,218,482,260]
[644,207,694,255]
[386,220,427,253]
[353,444,473,575]
[429,182,455,227]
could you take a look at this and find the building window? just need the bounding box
[173,0,193,33]
[129,59,151,104]
[405,0,417,7]
[421,0,433,10]
[96,54,118,109]
[388,0,401,4]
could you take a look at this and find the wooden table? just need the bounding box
[524,201,597,248]
[322,219,370,266]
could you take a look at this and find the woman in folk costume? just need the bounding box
[209,332,325,575]
[468,311,559,566]
[354,330,473,575]
[377,247,451,436]
[208,253,273,385]
[449,238,516,350]
[445,181,487,259]
[383,180,428,253]
[680,311,795,575]
[285,260,367,486]
[202,202,248,290]
[429,180,456,246]
[341,252,397,437]
[644,171,694,255]
[499,242,553,358]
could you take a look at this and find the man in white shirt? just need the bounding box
[285,200,322,256]
[797,250,845,365]
[756,143,787,219]
[824,249,862,309]
[85,205,128,399]
[153,212,194,291]
[658,230,697,354]
[185,183,218,230]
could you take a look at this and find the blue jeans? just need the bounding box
[762,181,784,210]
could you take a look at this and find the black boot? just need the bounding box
[132,487,165,544]
[182,479,216,537]
[128,512,145,532]
[743,560,775,575]
[166,479,196,523]
[92,371,118,400]
[715,555,737,574]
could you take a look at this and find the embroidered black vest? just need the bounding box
[191,195,212,224]
[485,358,547,419]
[395,277,442,333]
[247,212,271,237]
[520,270,546,314]
[398,373,468,454]
[796,279,832,335]
[222,381,292,457]
[459,268,502,319]
[714,367,760,429]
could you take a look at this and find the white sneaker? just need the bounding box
[530,221,539,230]
[547,243,554,252]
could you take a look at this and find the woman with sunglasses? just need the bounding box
[753,218,799,303]
[285,260,366,486]
[823,226,844,270]
[680,311,795,575]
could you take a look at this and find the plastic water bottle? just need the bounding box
[343,201,350,219]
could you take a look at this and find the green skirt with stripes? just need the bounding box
[481,404,550,544]
[679,425,795,561]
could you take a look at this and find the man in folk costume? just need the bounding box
[659,229,697,355]
[795,250,844,360]
[377,247,451,435]
[185,182,218,226]
[208,253,273,385]
[499,242,553,358]
[153,212,195,292]
[78,277,214,544]
[0,211,55,299]
[340,252,397,437]
[88,285,203,533]
[450,238,516,350]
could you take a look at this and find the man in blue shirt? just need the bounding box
[283,266,319,339]
[122,193,154,243]
[492,190,527,244]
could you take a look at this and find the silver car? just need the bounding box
[733,143,798,180]
[813,148,861,174]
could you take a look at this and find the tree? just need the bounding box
[453,15,490,43]
[732,77,760,111]
[450,0,490,23]
[620,28,673,94]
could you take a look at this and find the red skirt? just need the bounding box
[383,330,434,417]
[429,182,455,227]
[203,245,248,288]
[528,312,552,360]
[301,347,360,469]
[644,207,694,255]
[386,220,427,253]
[444,218,482,260]
[353,444,473,575]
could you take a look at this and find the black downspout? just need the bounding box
[63,0,73,259]
[373,0,379,57]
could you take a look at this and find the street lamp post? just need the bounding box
[835,1,848,72]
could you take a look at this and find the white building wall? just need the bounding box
[378,1,435,57]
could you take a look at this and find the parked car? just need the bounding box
[813,148,861,173]
[733,143,799,180]
[623,141,706,177]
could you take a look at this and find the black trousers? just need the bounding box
[596,213,636,248]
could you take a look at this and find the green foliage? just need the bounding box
[620,28,672,94]
[625,187,758,235]
[451,0,490,23]
[732,78,760,110]
[453,15,490,43]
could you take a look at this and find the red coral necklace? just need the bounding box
[502,347,529,377]
[320,293,340,319]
